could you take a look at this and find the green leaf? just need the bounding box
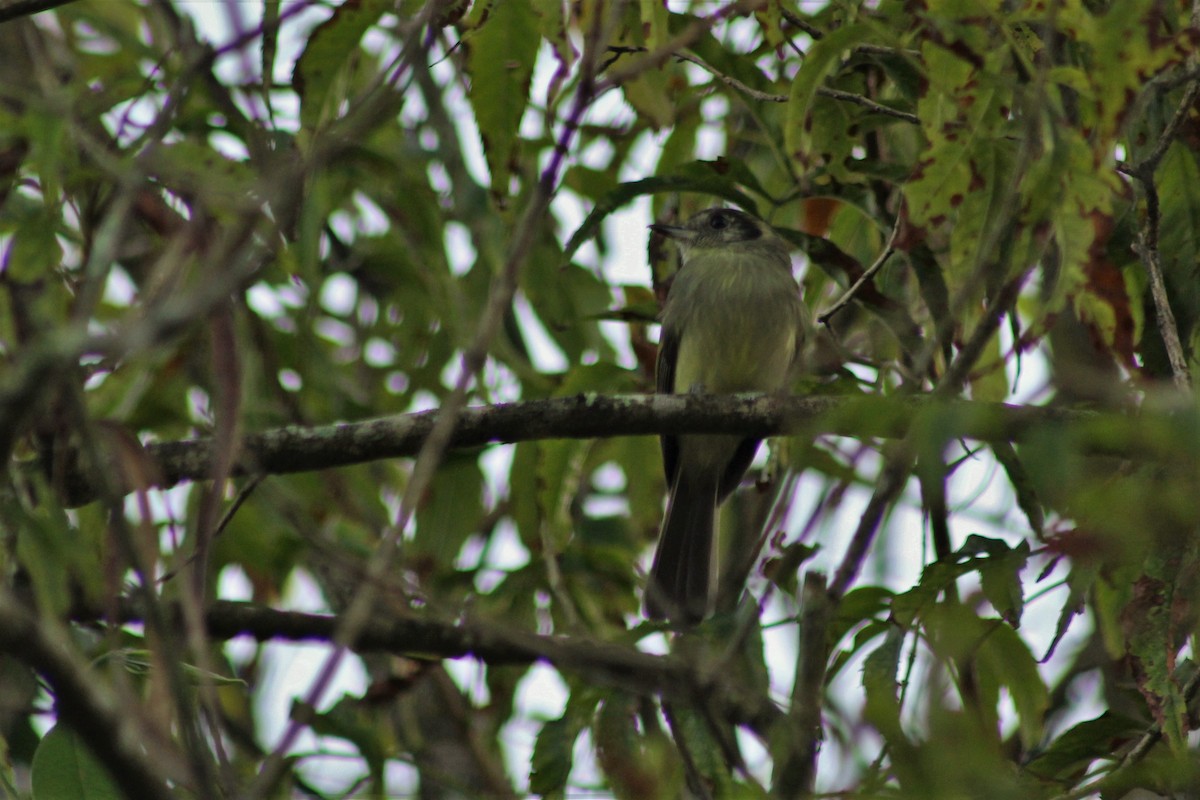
[31,726,122,800]
[535,438,591,552]
[975,621,1048,749]
[466,0,539,201]
[414,453,485,566]
[861,626,906,744]
[827,586,893,650]
[10,488,87,617]
[522,245,613,363]
[967,330,1010,402]
[293,0,392,130]
[990,442,1044,537]
[1025,712,1141,780]
[594,690,678,799]
[145,141,259,211]
[530,719,573,797]
[667,701,734,795]
[960,535,1030,627]
[530,708,588,797]
[891,558,960,626]
[309,695,388,789]
[3,204,63,282]
[1122,569,1191,751]
[784,23,875,169]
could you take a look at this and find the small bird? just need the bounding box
[645,208,807,624]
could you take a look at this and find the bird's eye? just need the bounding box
[709,214,728,230]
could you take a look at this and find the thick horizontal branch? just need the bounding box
[94,599,782,733]
[40,392,1187,506]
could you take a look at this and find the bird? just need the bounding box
[645,207,807,624]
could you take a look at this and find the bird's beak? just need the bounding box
[649,223,695,241]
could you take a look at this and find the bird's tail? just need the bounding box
[645,472,717,624]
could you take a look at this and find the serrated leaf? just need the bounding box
[862,626,906,743]
[828,586,893,649]
[784,23,875,169]
[891,558,961,626]
[966,535,1030,626]
[990,442,1044,537]
[293,0,391,130]
[976,622,1048,748]
[638,0,670,50]
[1122,567,1191,751]
[535,438,591,551]
[1072,254,1138,367]
[466,0,539,201]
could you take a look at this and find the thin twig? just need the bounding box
[828,263,1036,599]
[1118,33,1200,391]
[818,214,903,325]
[828,440,914,599]
[780,8,824,39]
[1124,83,1200,179]
[1045,668,1200,800]
[780,8,920,58]
[1127,0,1198,391]
[819,86,919,124]
[87,597,786,737]
[772,572,830,795]
[672,50,920,124]
[1134,180,1191,390]
[673,50,787,102]
[599,0,768,90]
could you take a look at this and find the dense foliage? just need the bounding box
[0,0,1199,797]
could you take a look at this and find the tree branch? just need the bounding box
[773,572,831,795]
[37,393,1123,506]
[1119,78,1200,391]
[38,393,1194,508]
[670,51,920,125]
[81,598,784,737]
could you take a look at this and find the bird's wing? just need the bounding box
[656,325,680,485]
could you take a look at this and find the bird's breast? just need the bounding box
[664,255,802,395]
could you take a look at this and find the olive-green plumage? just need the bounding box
[645,208,807,623]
